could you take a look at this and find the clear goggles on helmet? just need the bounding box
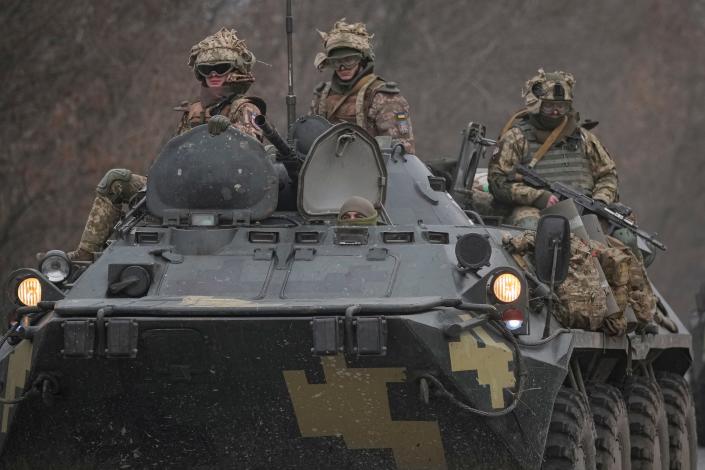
[328,55,362,70]
[540,100,571,115]
[196,62,236,77]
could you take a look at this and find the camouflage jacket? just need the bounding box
[488,120,618,208]
[310,74,415,154]
[175,96,263,141]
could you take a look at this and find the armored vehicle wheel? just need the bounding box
[542,387,597,470]
[587,383,631,470]
[695,370,705,447]
[622,375,670,469]
[656,372,697,470]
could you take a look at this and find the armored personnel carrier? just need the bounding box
[0,118,695,469]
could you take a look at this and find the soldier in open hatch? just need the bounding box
[64,29,264,261]
[310,19,415,154]
[337,196,378,226]
[488,69,618,230]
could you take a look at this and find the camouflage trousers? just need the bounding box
[506,204,644,262]
[506,206,541,229]
[77,170,147,254]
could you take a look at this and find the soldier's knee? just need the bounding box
[96,169,133,204]
[612,228,643,261]
[509,207,540,230]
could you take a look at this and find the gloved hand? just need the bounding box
[534,191,559,209]
[208,115,231,136]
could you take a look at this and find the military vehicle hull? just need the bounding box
[0,306,573,470]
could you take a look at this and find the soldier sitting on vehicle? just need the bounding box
[64,29,265,261]
[310,19,415,154]
[490,70,657,331]
[488,69,618,229]
[488,69,648,259]
[337,196,378,226]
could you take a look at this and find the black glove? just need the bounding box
[208,115,231,136]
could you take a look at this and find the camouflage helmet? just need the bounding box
[522,69,576,113]
[314,19,374,70]
[188,28,256,86]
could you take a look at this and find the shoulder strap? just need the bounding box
[527,115,569,168]
[327,74,377,121]
[499,108,529,137]
[355,75,382,127]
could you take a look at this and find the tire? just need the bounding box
[695,370,705,447]
[542,387,597,470]
[656,372,697,470]
[587,383,631,470]
[622,375,670,469]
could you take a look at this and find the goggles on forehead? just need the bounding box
[540,100,571,114]
[328,55,362,70]
[196,62,236,77]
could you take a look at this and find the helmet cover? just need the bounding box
[188,28,256,87]
[522,69,576,113]
[315,19,374,70]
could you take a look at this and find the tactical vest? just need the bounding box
[312,74,389,131]
[516,119,595,195]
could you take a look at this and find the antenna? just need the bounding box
[285,0,296,149]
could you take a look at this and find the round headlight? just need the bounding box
[17,277,42,306]
[39,250,71,283]
[492,272,522,303]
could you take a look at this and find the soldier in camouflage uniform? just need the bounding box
[310,19,415,154]
[488,69,619,229]
[67,29,264,261]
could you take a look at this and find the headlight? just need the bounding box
[491,272,522,303]
[39,250,71,283]
[17,277,42,306]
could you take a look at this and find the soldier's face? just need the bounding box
[196,62,236,88]
[332,57,361,81]
[540,100,571,117]
[341,211,365,220]
[205,73,228,87]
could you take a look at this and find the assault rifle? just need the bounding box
[516,164,667,251]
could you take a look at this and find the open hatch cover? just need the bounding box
[297,123,387,219]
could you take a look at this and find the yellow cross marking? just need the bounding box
[448,326,515,409]
[284,355,447,470]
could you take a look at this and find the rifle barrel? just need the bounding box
[254,114,292,158]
